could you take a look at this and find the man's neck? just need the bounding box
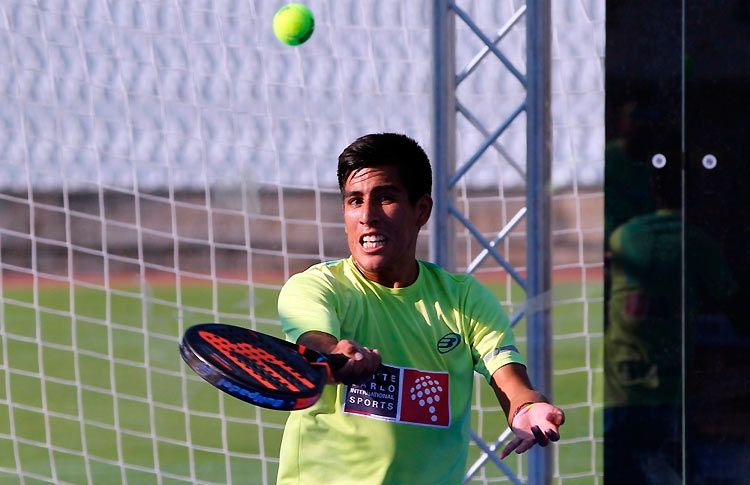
[352,259,419,288]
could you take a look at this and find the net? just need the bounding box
[0,0,604,483]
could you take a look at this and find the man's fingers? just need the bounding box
[361,347,382,370]
[331,340,381,384]
[545,428,560,442]
[503,428,559,459]
[335,340,362,359]
[500,438,522,459]
[514,439,535,455]
[531,426,549,446]
[336,341,380,366]
[547,410,565,426]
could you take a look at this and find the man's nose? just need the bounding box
[359,199,379,225]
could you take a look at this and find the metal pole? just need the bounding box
[430,0,456,270]
[525,0,553,483]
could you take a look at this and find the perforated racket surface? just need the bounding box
[180,323,344,410]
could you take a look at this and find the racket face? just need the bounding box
[180,323,328,410]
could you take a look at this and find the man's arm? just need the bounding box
[298,330,381,385]
[491,363,565,459]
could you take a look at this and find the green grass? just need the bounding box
[0,280,602,484]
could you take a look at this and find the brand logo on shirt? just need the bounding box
[343,364,450,428]
[482,345,520,363]
[437,332,461,353]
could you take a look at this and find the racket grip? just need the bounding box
[324,353,349,371]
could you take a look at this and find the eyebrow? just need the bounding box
[342,184,401,199]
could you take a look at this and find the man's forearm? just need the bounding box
[297,330,340,354]
[490,363,548,424]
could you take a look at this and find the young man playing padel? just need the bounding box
[277,133,565,484]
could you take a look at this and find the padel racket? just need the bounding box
[180,323,348,411]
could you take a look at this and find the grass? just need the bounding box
[0,279,603,484]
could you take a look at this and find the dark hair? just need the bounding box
[337,133,432,204]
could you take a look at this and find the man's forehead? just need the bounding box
[344,166,406,189]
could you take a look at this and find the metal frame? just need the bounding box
[431,0,552,483]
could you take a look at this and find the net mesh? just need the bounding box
[0,0,603,483]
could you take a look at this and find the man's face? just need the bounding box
[342,165,432,287]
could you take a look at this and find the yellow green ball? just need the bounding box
[272,3,315,46]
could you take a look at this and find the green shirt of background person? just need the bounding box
[605,169,736,407]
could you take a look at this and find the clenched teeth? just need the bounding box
[362,235,386,243]
[361,235,386,248]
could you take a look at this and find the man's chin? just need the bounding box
[352,253,389,274]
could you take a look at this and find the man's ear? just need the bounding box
[416,194,433,227]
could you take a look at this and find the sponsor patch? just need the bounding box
[343,364,450,428]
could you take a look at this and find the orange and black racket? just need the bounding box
[180,323,348,410]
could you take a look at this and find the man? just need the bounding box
[277,133,564,484]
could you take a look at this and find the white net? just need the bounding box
[0,0,603,483]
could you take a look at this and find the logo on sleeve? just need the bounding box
[343,365,450,428]
[437,332,461,353]
[482,344,520,363]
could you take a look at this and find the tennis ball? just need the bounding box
[272,3,315,46]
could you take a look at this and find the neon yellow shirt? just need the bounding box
[276,258,524,484]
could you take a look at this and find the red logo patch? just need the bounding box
[398,369,450,427]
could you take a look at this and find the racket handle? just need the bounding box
[324,353,349,371]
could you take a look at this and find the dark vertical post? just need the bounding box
[526,0,552,482]
[431,0,456,270]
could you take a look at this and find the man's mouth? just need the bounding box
[361,234,387,249]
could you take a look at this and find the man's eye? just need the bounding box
[348,198,362,206]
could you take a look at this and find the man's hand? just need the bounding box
[329,339,381,385]
[297,331,381,385]
[500,402,565,459]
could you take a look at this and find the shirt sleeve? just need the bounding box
[463,277,525,382]
[277,267,342,343]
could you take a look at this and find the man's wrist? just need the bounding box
[510,402,536,426]
[508,394,548,426]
